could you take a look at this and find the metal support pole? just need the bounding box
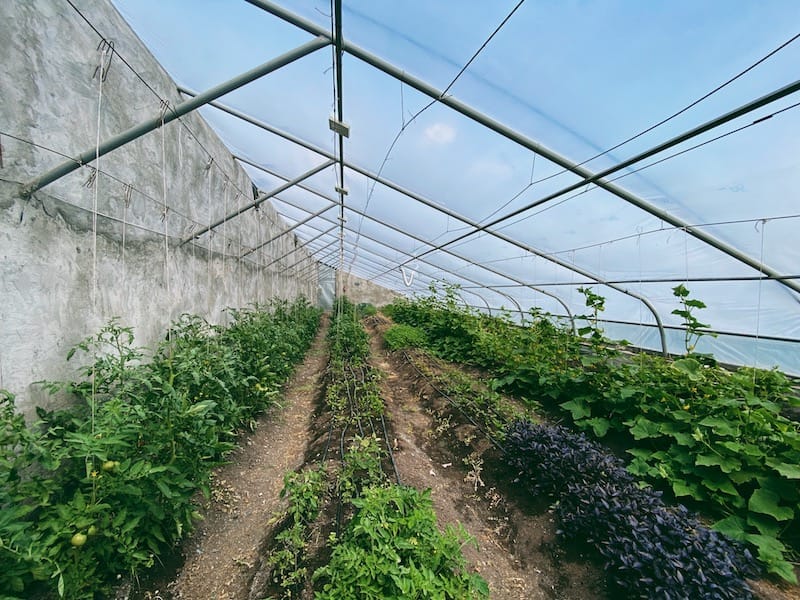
[182,159,334,245]
[245,0,800,299]
[490,287,523,317]
[495,285,571,332]
[239,151,582,335]
[261,225,337,270]
[181,86,665,350]
[273,201,566,324]
[466,289,493,315]
[281,238,339,273]
[184,92,665,350]
[20,36,330,197]
[241,201,337,258]
[176,89,630,331]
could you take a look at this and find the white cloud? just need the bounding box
[423,122,456,144]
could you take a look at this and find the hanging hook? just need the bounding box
[400,266,416,287]
[158,99,170,124]
[92,39,114,82]
[83,166,97,188]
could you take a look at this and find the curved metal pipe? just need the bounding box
[507,286,576,334]
[636,294,668,357]
[487,287,523,319]
[463,288,493,315]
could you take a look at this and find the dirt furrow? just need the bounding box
[363,319,549,599]
[165,317,330,600]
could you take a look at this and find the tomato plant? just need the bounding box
[0,298,322,598]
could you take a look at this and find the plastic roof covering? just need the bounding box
[110,0,800,374]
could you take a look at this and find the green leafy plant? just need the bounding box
[291,296,489,599]
[672,284,717,354]
[386,292,800,582]
[577,286,606,344]
[337,435,386,503]
[267,467,328,597]
[0,299,322,598]
[383,324,428,350]
[314,485,489,599]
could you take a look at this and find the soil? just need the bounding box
[133,316,331,600]
[129,312,800,600]
[362,315,606,600]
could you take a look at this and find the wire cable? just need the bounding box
[347,0,526,274]
[478,30,800,224]
[485,99,800,236]
[65,0,270,242]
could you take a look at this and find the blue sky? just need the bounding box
[111,0,800,369]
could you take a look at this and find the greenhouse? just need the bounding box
[1,1,799,598]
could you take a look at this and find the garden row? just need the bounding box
[0,298,322,599]
[261,298,489,599]
[384,328,759,598]
[383,286,800,584]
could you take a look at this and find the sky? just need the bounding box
[111,0,800,371]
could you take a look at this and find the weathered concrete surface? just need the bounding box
[0,0,318,416]
[338,271,401,307]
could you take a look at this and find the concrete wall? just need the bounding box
[0,0,318,416]
[338,272,401,307]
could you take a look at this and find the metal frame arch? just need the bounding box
[462,288,493,315]
[492,285,576,333]
[181,89,667,353]
[245,0,800,299]
[488,287,522,316]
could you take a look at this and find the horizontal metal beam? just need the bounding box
[20,36,329,197]
[241,201,337,258]
[264,174,576,320]
[260,224,337,270]
[460,275,800,288]
[180,90,663,350]
[281,238,339,272]
[594,317,800,345]
[411,81,800,296]
[182,158,333,245]
[272,196,576,330]
[246,0,800,298]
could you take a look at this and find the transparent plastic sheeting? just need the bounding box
[462,308,800,377]
[601,321,800,378]
[318,264,336,310]
[110,0,800,375]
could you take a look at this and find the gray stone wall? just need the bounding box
[0,0,318,416]
[338,272,401,307]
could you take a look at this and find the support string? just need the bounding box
[753,219,767,382]
[160,103,171,340]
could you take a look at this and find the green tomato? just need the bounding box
[101,460,116,472]
[71,532,87,547]
[87,525,98,536]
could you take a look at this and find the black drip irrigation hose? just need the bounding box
[380,413,402,485]
[400,349,507,455]
[320,416,335,463]
[334,423,348,537]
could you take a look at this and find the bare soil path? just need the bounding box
[162,316,330,600]
[133,312,796,600]
[363,314,606,600]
